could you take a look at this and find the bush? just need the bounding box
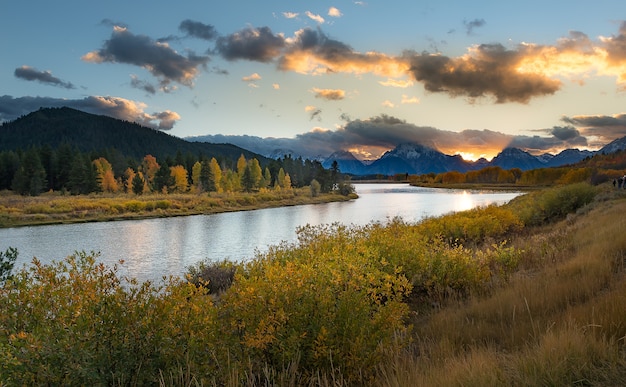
[509,183,597,226]
[0,253,217,385]
[186,259,235,295]
[218,227,413,383]
[0,247,17,284]
[123,200,146,212]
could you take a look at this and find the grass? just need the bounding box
[377,187,626,386]
[2,183,626,385]
[0,188,356,228]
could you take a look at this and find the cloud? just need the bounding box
[190,113,606,161]
[272,83,280,90]
[401,95,420,104]
[282,12,299,19]
[82,26,209,88]
[464,18,486,35]
[242,72,262,82]
[311,87,345,100]
[328,7,342,17]
[550,125,582,141]
[379,78,414,88]
[130,74,157,94]
[382,100,395,108]
[305,11,325,24]
[276,23,626,103]
[562,113,626,144]
[14,66,75,89]
[178,19,218,40]
[305,105,322,120]
[215,26,286,62]
[405,44,562,103]
[280,28,407,77]
[0,95,180,130]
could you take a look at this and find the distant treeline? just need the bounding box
[0,145,346,196]
[406,150,626,187]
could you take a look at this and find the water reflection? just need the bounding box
[3,184,521,282]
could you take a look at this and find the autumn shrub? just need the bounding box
[0,247,17,284]
[186,259,236,294]
[418,205,523,244]
[123,199,146,212]
[0,253,218,385]
[217,229,413,384]
[154,199,171,209]
[509,182,597,226]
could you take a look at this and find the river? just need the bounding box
[2,184,521,283]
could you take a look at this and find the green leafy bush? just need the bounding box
[509,183,597,226]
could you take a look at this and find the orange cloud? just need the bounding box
[311,87,345,100]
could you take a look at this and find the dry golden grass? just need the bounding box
[378,196,626,386]
[0,188,354,228]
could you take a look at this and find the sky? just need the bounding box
[2,1,626,161]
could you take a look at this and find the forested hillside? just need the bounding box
[0,107,345,196]
[0,107,264,162]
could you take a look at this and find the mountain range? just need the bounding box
[319,143,613,176]
[3,107,626,176]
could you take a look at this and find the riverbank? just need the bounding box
[0,188,357,228]
[3,183,625,385]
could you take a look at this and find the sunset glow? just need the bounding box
[3,1,626,161]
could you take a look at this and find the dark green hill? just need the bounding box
[0,107,267,163]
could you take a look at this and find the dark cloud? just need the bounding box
[0,95,180,130]
[99,19,128,28]
[130,75,157,94]
[550,125,581,141]
[179,20,218,40]
[464,18,486,35]
[14,66,75,89]
[189,114,601,160]
[215,26,285,62]
[562,113,626,143]
[308,108,322,121]
[82,26,209,87]
[405,44,562,103]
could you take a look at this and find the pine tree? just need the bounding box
[199,159,212,192]
[132,173,145,195]
[11,148,47,196]
[241,164,255,192]
[154,161,173,193]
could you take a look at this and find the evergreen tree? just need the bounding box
[11,148,47,196]
[132,173,145,195]
[241,164,255,192]
[153,161,173,193]
[261,167,272,189]
[199,159,212,192]
[53,143,75,191]
[68,154,99,195]
[0,151,20,190]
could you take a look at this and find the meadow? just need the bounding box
[1,182,625,385]
[0,187,355,228]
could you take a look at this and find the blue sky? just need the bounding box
[2,1,626,160]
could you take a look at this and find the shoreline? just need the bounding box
[0,188,357,228]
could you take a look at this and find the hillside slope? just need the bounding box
[0,107,266,162]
